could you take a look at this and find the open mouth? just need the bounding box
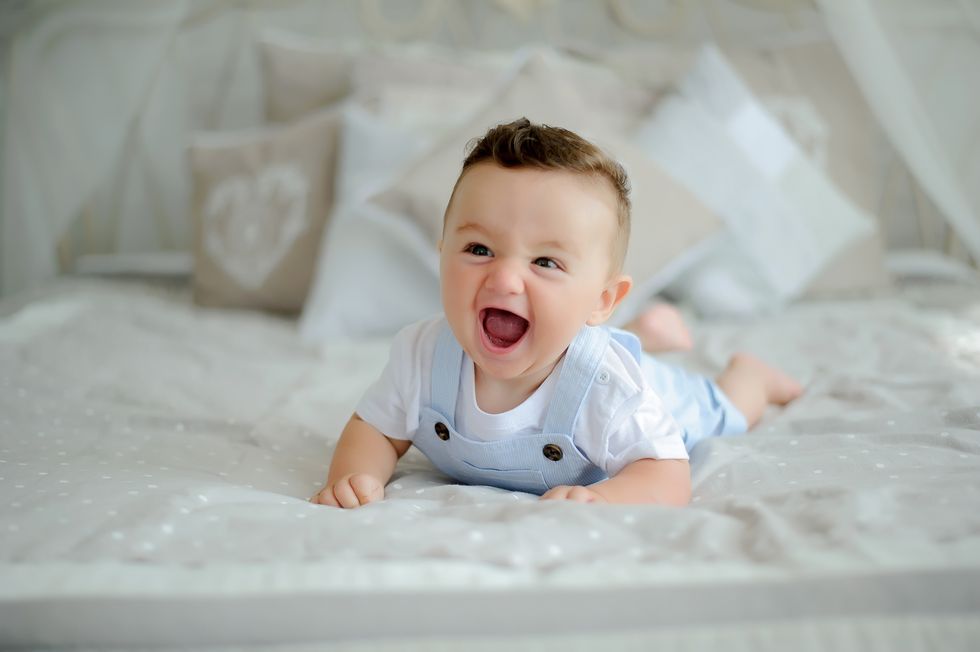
[480,308,529,351]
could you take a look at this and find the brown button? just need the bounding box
[434,422,450,441]
[542,444,563,461]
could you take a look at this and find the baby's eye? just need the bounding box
[465,243,492,257]
[533,257,559,270]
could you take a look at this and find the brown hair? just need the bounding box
[445,117,631,272]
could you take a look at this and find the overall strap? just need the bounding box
[430,320,464,428]
[541,325,611,435]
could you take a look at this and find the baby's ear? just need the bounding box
[587,274,632,326]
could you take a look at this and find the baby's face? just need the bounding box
[440,163,627,384]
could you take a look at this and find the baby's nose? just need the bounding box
[485,260,525,294]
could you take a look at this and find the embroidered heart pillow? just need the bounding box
[203,164,309,291]
[189,107,341,312]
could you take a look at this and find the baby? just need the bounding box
[311,118,802,507]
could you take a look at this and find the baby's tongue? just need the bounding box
[483,309,528,347]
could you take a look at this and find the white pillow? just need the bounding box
[334,82,497,210]
[299,107,440,342]
[298,202,441,342]
[333,104,431,209]
[634,46,877,316]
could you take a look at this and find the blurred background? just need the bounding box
[1,0,978,328]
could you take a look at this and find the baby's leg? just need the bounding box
[623,303,693,353]
[715,353,803,428]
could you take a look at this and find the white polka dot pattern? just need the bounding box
[0,279,978,596]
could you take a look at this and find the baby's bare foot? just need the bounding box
[624,303,693,353]
[730,352,803,405]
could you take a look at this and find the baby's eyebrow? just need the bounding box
[455,222,490,236]
[537,240,570,252]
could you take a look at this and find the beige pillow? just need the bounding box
[598,135,725,316]
[368,53,722,311]
[258,32,508,124]
[257,32,355,124]
[349,47,510,96]
[189,107,342,313]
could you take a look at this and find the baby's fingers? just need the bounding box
[566,486,603,503]
[309,487,339,507]
[332,479,362,509]
[331,474,383,508]
[540,486,573,501]
[349,474,384,505]
[540,485,603,503]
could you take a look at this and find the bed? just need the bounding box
[2,1,979,650]
[1,274,979,649]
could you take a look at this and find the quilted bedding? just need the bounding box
[1,278,979,649]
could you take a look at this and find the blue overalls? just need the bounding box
[412,321,746,495]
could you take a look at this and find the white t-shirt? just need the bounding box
[355,316,689,477]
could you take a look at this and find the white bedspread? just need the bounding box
[1,279,979,649]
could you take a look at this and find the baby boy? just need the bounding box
[311,118,802,507]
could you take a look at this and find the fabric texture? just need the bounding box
[0,3,186,296]
[2,277,980,649]
[189,106,342,312]
[297,108,443,342]
[414,321,612,494]
[331,104,432,209]
[257,30,356,123]
[817,0,980,263]
[348,46,511,98]
[634,46,879,316]
[590,41,894,296]
[258,31,508,124]
[726,41,892,296]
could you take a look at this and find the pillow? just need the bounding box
[299,203,443,341]
[356,83,492,140]
[722,42,892,296]
[551,50,660,135]
[257,30,508,124]
[349,46,511,98]
[299,106,443,341]
[586,133,726,324]
[594,42,883,213]
[189,106,342,313]
[367,51,722,325]
[581,42,892,295]
[633,46,877,316]
[333,103,431,209]
[257,30,357,124]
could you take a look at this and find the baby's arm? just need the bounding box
[310,413,412,508]
[540,458,691,506]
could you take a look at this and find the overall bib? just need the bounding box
[413,322,632,495]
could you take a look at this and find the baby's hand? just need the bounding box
[309,473,384,508]
[540,485,608,504]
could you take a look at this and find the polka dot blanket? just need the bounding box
[1,278,979,648]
